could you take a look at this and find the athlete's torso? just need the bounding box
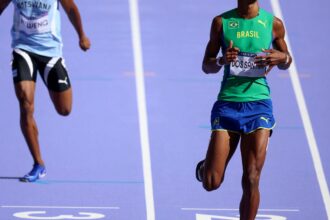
[218,8,274,102]
[11,0,62,57]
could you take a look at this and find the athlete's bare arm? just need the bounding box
[60,0,90,51]
[272,17,292,69]
[0,0,10,16]
[202,16,240,74]
[255,17,292,70]
[202,16,223,73]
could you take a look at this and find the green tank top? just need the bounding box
[218,8,274,102]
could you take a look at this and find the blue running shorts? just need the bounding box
[211,99,275,134]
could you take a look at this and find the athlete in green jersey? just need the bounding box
[196,1,292,220]
[219,7,274,102]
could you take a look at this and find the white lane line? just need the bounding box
[0,206,119,210]
[270,0,330,218]
[181,208,300,212]
[128,0,155,220]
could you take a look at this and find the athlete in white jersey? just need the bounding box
[0,0,90,182]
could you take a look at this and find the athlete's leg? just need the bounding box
[202,130,240,191]
[239,129,270,220]
[49,88,72,116]
[15,81,44,166]
[42,58,72,116]
[12,49,45,166]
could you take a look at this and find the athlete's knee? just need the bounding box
[50,89,72,116]
[18,101,35,128]
[56,105,71,116]
[203,171,224,191]
[18,97,35,117]
[242,170,261,191]
[15,87,34,113]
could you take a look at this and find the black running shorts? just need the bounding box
[12,48,71,92]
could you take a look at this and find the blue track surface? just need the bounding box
[0,0,329,219]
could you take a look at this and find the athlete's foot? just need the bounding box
[195,160,205,182]
[34,159,45,167]
[21,163,47,182]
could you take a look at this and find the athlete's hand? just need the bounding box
[255,49,287,67]
[223,40,240,64]
[79,35,91,51]
[255,49,287,75]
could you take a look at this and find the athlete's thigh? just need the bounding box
[40,57,71,92]
[38,57,72,112]
[12,49,38,84]
[14,81,36,115]
[12,49,37,105]
[240,129,270,172]
[204,130,240,175]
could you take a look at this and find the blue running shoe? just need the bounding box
[21,164,46,182]
[195,160,204,182]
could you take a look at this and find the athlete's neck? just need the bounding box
[237,0,259,19]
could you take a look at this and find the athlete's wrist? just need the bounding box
[216,57,225,67]
[283,53,290,65]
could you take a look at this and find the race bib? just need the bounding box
[230,52,266,77]
[18,13,51,35]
